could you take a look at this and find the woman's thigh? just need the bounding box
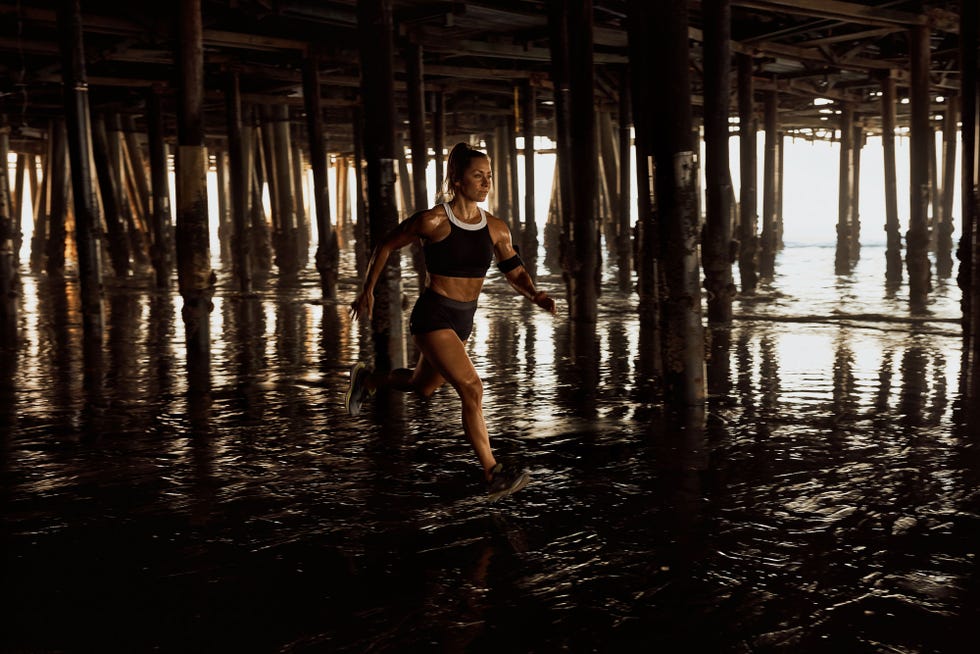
[412,329,479,394]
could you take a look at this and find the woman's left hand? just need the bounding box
[533,291,556,315]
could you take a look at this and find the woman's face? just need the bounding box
[454,156,492,203]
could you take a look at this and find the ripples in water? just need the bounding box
[2,244,979,652]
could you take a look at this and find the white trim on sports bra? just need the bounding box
[442,202,487,231]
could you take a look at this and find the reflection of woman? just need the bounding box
[347,142,556,500]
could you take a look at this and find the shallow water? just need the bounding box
[2,242,979,652]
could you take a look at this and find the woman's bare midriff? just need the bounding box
[428,274,486,302]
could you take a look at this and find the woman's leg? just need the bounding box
[413,329,496,479]
[367,352,446,395]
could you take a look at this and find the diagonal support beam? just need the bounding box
[731,0,958,33]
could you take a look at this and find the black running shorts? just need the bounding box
[409,288,478,341]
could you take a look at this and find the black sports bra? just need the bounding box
[422,203,494,278]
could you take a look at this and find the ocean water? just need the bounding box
[1,239,977,652]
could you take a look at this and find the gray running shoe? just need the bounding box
[486,463,530,502]
[345,363,372,416]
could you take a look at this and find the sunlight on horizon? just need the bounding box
[6,127,961,263]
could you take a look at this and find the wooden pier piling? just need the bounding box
[91,113,132,277]
[851,123,864,260]
[938,99,958,278]
[702,0,735,323]
[351,106,369,276]
[147,86,173,288]
[109,113,147,269]
[908,24,933,313]
[549,0,599,324]
[881,74,902,284]
[357,0,406,371]
[616,71,632,293]
[737,52,759,294]
[645,0,706,405]
[225,70,251,292]
[43,120,68,277]
[0,116,15,328]
[507,109,521,231]
[175,0,214,363]
[215,150,231,263]
[962,1,980,392]
[12,152,25,269]
[57,0,103,339]
[521,82,538,267]
[431,91,445,204]
[761,90,778,280]
[271,105,300,277]
[405,42,428,214]
[836,103,855,273]
[302,55,339,298]
[627,0,661,384]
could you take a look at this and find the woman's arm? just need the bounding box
[490,217,556,314]
[349,212,424,321]
[504,266,556,314]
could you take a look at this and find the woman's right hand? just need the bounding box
[349,289,374,322]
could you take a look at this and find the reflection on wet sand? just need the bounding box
[1,244,979,652]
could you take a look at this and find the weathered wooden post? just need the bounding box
[484,130,498,214]
[961,1,979,393]
[302,54,339,297]
[881,74,902,283]
[357,0,406,370]
[147,86,173,288]
[544,162,562,270]
[215,150,232,263]
[851,123,865,259]
[108,113,147,268]
[646,0,706,405]
[336,156,350,239]
[431,90,445,203]
[507,109,521,230]
[598,109,619,251]
[43,120,68,276]
[405,42,428,214]
[27,154,41,263]
[521,81,538,267]
[928,125,939,251]
[548,0,599,324]
[627,0,663,387]
[12,153,25,269]
[175,0,214,363]
[271,105,300,277]
[702,0,735,323]
[737,52,759,293]
[225,70,251,292]
[492,123,511,221]
[938,98,958,278]
[122,115,151,226]
[836,103,855,273]
[616,70,632,292]
[352,105,369,276]
[908,24,932,313]
[91,113,132,277]
[29,149,47,274]
[292,138,310,267]
[258,108,278,242]
[760,89,778,280]
[57,0,103,339]
[777,131,785,248]
[396,133,413,214]
[0,116,15,328]
[248,115,273,275]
